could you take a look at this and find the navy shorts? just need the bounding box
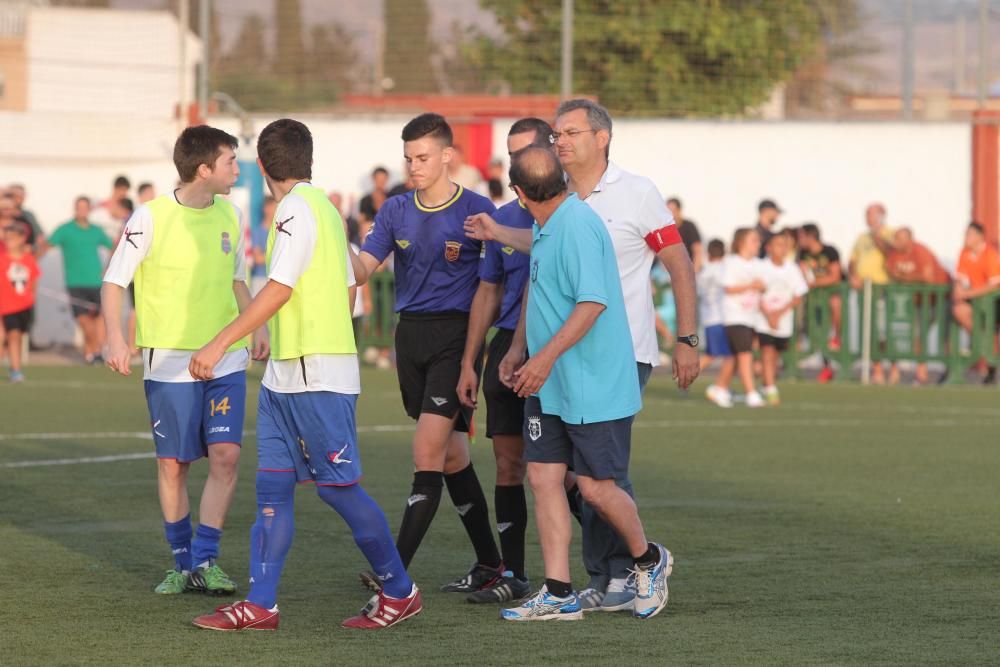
[483,328,525,438]
[144,371,246,462]
[256,386,362,486]
[704,324,732,357]
[522,396,633,481]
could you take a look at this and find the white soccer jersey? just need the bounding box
[756,258,809,339]
[582,162,679,366]
[721,254,764,329]
[697,260,726,328]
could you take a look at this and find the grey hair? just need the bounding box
[555,98,612,159]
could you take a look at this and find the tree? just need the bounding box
[310,22,361,98]
[384,0,436,94]
[469,0,866,117]
[274,0,306,84]
[214,13,273,110]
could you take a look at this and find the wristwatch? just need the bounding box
[676,334,699,348]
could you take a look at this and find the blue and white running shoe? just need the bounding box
[500,585,583,622]
[630,544,673,619]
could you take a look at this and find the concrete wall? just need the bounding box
[0,115,972,346]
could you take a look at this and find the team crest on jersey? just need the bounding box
[527,416,542,441]
[501,246,515,256]
[444,240,462,262]
[395,239,411,250]
[221,232,232,254]
[531,259,539,282]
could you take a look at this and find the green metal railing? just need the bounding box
[357,271,397,351]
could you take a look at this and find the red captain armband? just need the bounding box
[644,225,682,252]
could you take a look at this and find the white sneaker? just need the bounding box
[746,391,766,408]
[500,585,583,621]
[705,385,733,408]
[631,544,673,620]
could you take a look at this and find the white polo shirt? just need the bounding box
[582,161,679,366]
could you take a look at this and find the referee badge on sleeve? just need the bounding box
[444,240,462,262]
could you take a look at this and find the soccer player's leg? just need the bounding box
[502,398,581,621]
[568,418,673,620]
[193,387,300,631]
[188,372,246,595]
[469,331,530,603]
[145,379,203,594]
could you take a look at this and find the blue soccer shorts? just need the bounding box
[256,386,362,486]
[144,371,247,462]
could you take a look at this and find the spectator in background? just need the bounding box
[754,199,782,258]
[249,195,276,296]
[757,232,809,405]
[92,175,131,240]
[387,165,414,199]
[0,219,41,383]
[697,238,731,372]
[667,197,702,272]
[487,178,505,206]
[329,191,360,246]
[885,227,949,385]
[487,157,512,202]
[0,194,17,251]
[449,145,483,191]
[798,222,843,382]
[359,166,389,224]
[136,182,156,204]
[707,228,766,408]
[7,184,44,249]
[952,221,1000,383]
[849,203,895,384]
[40,196,113,363]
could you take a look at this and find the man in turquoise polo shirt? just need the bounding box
[499,147,673,623]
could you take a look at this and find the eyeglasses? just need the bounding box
[549,128,599,143]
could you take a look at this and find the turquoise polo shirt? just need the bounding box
[526,193,641,424]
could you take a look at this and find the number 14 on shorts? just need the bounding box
[210,396,231,416]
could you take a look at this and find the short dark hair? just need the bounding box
[113,175,131,190]
[508,117,554,148]
[401,113,453,146]
[173,126,239,183]
[707,238,725,258]
[257,119,313,181]
[120,197,134,214]
[372,166,389,177]
[969,221,985,235]
[137,182,154,195]
[75,195,91,206]
[667,197,682,208]
[509,146,567,203]
[801,223,821,240]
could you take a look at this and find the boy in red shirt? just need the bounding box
[0,219,41,382]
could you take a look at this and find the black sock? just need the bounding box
[395,471,443,569]
[444,464,502,569]
[545,578,572,598]
[634,542,659,569]
[494,484,527,580]
[565,484,582,525]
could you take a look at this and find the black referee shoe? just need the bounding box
[466,575,530,604]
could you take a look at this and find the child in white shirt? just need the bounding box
[757,233,809,405]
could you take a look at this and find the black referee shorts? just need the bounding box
[395,312,481,433]
[483,327,525,438]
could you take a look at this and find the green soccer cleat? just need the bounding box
[154,569,190,595]
[187,563,237,595]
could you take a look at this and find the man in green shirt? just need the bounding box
[43,196,113,363]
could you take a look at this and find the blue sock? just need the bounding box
[164,515,193,572]
[191,524,223,569]
[316,484,413,599]
[247,471,296,610]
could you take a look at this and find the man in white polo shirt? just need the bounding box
[465,99,698,612]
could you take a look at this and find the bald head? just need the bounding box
[509,146,566,204]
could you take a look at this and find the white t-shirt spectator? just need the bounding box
[262,184,360,395]
[697,260,725,328]
[350,242,365,319]
[722,255,763,328]
[756,259,809,338]
[583,161,679,366]
[102,199,250,382]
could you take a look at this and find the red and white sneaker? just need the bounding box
[341,585,422,630]
[192,600,279,631]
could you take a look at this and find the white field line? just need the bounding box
[3,413,997,470]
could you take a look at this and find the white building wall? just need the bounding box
[0,116,972,345]
[26,7,201,117]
